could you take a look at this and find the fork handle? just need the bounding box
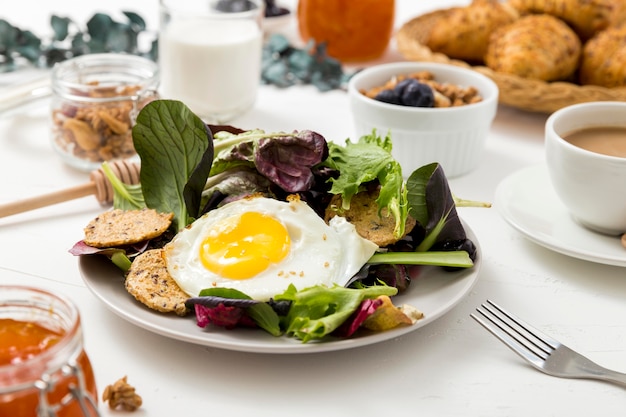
[598,368,626,387]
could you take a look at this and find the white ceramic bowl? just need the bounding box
[545,101,626,235]
[348,62,499,178]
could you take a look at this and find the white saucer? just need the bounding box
[495,165,626,267]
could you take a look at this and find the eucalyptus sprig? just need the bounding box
[262,34,355,92]
[0,13,352,92]
[0,12,157,72]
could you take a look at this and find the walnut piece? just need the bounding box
[51,82,155,165]
[102,376,143,412]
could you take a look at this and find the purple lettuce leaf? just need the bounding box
[332,297,383,338]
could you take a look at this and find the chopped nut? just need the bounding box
[361,70,483,107]
[62,118,101,152]
[98,110,130,135]
[102,376,143,412]
[51,81,155,165]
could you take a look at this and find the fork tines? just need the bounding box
[470,299,559,366]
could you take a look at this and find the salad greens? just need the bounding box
[101,162,144,210]
[91,99,484,342]
[406,163,468,252]
[210,129,328,193]
[132,100,214,231]
[186,284,398,343]
[276,284,397,343]
[322,132,408,239]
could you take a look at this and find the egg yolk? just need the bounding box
[199,211,291,279]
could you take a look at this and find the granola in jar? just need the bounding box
[50,54,159,172]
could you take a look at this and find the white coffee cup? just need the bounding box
[158,0,264,123]
[545,101,626,236]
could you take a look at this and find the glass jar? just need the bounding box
[50,53,159,172]
[297,0,395,63]
[0,286,99,417]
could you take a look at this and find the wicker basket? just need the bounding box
[396,10,626,114]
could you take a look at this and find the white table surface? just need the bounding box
[2,1,626,416]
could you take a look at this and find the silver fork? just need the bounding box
[471,299,626,387]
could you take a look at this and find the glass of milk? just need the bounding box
[159,0,264,123]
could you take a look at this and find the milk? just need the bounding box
[159,18,262,122]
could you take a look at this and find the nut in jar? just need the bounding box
[50,54,159,172]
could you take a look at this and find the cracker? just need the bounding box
[324,188,416,247]
[84,208,173,248]
[125,248,189,316]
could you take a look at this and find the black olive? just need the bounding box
[392,78,416,97]
[400,80,435,108]
[374,89,402,105]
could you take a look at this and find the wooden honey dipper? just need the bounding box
[0,160,141,219]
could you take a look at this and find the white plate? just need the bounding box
[80,223,481,354]
[495,165,626,267]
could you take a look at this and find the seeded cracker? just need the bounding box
[125,248,189,316]
[324,188,416,247]
[83,208,173,248]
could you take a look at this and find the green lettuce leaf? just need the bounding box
[275,284,397,343]
[101,161,145,210]
[323,131,407,238]
[196,288,281,336]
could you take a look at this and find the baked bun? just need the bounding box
[485,14,581,81]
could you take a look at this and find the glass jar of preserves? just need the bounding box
[297,0,395,63]
[50,53,159,172]
[0,286,99,417]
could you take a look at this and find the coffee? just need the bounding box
[563,126,626,157]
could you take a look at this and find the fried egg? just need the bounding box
[164,196,378,301]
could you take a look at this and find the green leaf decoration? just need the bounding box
[262,34,354,92]
[0,11,157,72]
[123,11,146,31]
[1,12,349,92]
[0,20,18,49]
[50,16,70,41]
[86,13,114,44]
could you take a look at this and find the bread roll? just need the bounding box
[580,24,626,87]
[508,0,626,40]
[425,0,519,62]
[485,14,581,81]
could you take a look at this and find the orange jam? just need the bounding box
[0,319,63,366]
[297,0,395,62]
[0,308,98,417]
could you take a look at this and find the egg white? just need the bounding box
[164,196,378,301]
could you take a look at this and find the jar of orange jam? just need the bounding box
[297,0,395,62]
[0,286,99,417]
